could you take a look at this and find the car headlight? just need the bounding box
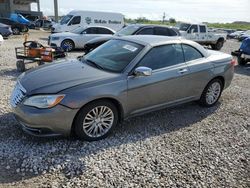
[23,95,65,109]
[51,37,60,40]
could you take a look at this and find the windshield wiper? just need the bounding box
[85,59,105,70]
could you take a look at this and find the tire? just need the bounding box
[22,26,29,33]
[61,40,75,52]
[12,27,20,35]
[237,56,247,66]
[74,100,118,141]
[212,39,224,50]
[16,60,25,72]
[199,79,223,107]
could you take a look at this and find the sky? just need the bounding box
[31,0,250,23]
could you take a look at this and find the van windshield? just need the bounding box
[60,15,73,25]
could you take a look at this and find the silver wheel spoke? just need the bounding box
[82,105,114,138]
[206,82,221,105]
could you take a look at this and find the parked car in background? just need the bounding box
[30,19,53,29]
[0,17,28,35]
[48,26,115,51]
[177,23,227,50]
[83,24,180,53]
[0,34,3,46]
[238,30,250,41]
[0,23,12,38]
[232,37,250,65]
[51,10,124,33]
[227,31,244,39]
[11,36,234,141]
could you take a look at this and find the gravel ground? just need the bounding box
[0,30,249,187]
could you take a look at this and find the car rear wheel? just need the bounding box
[12,28,20,35]
[74,100,118,141]
[61,40,74,52]
[199,79,223,107]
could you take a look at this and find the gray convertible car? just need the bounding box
[11,35,234,141]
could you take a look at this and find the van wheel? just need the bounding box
[199,79,223,107]
[61,40,74,52]
[237,56,247,66]
[74,100,118,141]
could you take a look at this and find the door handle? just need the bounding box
[178,68,188,74]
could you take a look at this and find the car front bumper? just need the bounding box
[12,104,79,137]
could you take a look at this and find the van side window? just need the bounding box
[182,44,203,62]
[68,16,81,25]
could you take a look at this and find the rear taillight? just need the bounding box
[231,59,236,66]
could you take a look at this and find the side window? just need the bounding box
[97,28,114,34]
[68,16,81,25]
[199,25,206,33]
[137,28,154,35]
[84,27,99,34]
[182,44,203,62]
[154,27,169,36]
[138,44,185,70]
[188,25,198,33]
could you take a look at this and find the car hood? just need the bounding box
[50,32,79,38]
[19,59,118,95]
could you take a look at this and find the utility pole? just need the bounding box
[54,0,59,22]
[37,0,40,12]
[162,12,166,24]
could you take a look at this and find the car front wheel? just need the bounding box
[199,79,223,107]
[61,40,74,52]
[74,100,118,141]
[12,28,20,35]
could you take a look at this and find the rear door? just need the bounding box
[127,44,192,115]
[198,25,207,42]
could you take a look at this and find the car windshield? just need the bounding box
[115,25,140,36]
[83,39,144,73]
[60,15,73,25]
[71,27,85,34]
[177,23,191,31]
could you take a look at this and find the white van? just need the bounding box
[51,10,124,33]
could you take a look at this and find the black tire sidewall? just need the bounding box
[16,60,25,72]
[199,79,223,107]
[74,100,118,141]
[12,28,20,35]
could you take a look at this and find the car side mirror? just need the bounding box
[134,66,152,77]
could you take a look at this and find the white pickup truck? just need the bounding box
[177,23,227,50]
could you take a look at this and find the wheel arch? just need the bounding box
[70,97,124,135]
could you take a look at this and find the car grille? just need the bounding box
[10,81,26,108]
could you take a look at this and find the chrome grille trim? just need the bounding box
[10,81,26,108]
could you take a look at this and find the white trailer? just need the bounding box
[51,10,124,33]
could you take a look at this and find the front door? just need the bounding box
[127,44,191,115]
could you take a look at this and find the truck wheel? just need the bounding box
[212,39,224,50]
[12,28,20,35]
[16,60,25,72]
[237,56,247,66]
